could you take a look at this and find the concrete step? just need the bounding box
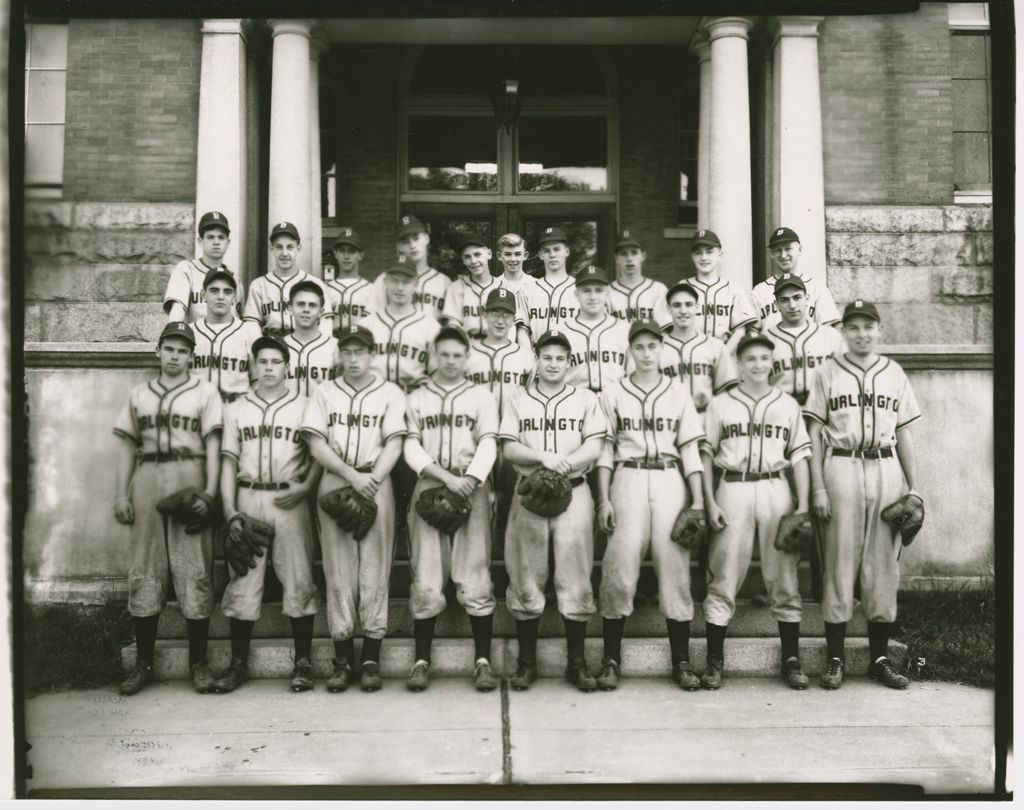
[124,637,900,681]
[156,599,867,639]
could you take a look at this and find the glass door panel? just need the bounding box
[403,204,500,279]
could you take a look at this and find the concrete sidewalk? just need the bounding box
[24,676,994,795]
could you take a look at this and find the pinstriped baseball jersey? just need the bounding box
[113,376,223,455]
[190,317,262,399]
[766,321,845,400]
[598,375,704,466]
[364,309,440,390]
[326,276,374,333]
[701,387,811,473]
[222,391,311,484]
[163,259,242,323]
[562,315,633,392]
[405,378,499,479]
[371,267,451,321]
[466,338,535,416]
[498,382,609,476]
[243,270,333,336]
[301,375,408,468]
[803,354,922,451]
[686,276,758,340]
[607,278,672,329]
[442,275,501,338]
[752,274,841,328]
[283,332,339,397]
[659,332,738,410]
[522,275,579,336]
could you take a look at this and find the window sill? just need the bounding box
[954,191,992,205]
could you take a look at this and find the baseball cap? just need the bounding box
[158,321,196,347]
[333,227,363,251]
[198,211,230,235]
[628,319,664,343]
[575,265,610,286]
[691,229,722,250]
[736,328,775,355]
[270,221,300,242]
[615,229,643,251]
[536,226,568,247]
[455,232,489,252]
[396,214,427,240]
[251,334,290,361]
[337,324,375,350]
[666,279,700,303]
[485,287,517,313]
[384,262,416,279]
[202,269,237,290]
[768,226,800,248]
[535,328,571,352]
[842,299,881,323]
[773,273,807,297]
[436,323,471,348]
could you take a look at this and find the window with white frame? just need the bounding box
[25,22,68,196]
[948,4,991,201]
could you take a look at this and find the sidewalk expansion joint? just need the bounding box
[500,679,512,785]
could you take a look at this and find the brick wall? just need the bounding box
[63,19,202,203]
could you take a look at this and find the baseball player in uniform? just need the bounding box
[403,325,500,692]
[500,328,609,692]
[164,211,241,323]
[189,270,262,403]
[243,221,333,338]
[699,330,813,690]
[765,274,845,405]
[215,336,322,693]
[521,227,579,338]
[113,322,223,696]
[660,280,738,414]
[442,233,502,338]
[687,229,758,354]
[325,227,375,333]
[595,319,706,691]
[495,232,539,350]
[562,265,633,393]
[371,215,451,320]
[805,301,921,690]
[283,280,340,397]
[303,324,408,693]
[752,227,841,330]
[607,230,671,329]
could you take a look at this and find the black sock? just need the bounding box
[291,615,315,661]
[361,637,382,664]
[564,618,587,662]
[824,621,847,661]
[516,618,540,665]
[469,614,494,662]
[414,617,436,663]
[778,621,800,661]
[603,617,626,663]
[705,622,727,661]
[186,618,209,667]
[667,619,691,664]
[867,621,891,662]
[229,619,254,662]
[134,614,159,665]
[333,638,355,664]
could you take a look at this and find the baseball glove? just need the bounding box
[224,512,274,577]
[774,511,814,554]
[156,487,215,534]
[670,507,708,550]
[518,468,573,518]
[319,487,378,541]
[414,486,472,534]
[881,493,925,547]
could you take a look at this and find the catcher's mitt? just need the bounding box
[224,512,274,577]
[518,468,573,518]
[415,486,471,534]
[319,487,378,541]
[156,487,215,534]
[670,507,708,550]
[774,511,814,554]
[881,493,925,547]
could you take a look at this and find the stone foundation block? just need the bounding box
[38,301,166,342]
[25,229,192,266]
[71,202,195,231]
[875,303,977,345]
[934,266,992,299]
[827,233,974,267]
[825,206,944,233]
[943,205,993,232]
[827,266,932,304]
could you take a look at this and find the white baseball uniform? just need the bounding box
[562,315,633,393]
[442,275,501,338]
[659,332,738,413]
[242,270,334,336]
[371,267,451,321]
[363,309,441,391]
[766,321,845,404]
[608,278,672,330]
[686,276,758,341]
[163,259,242,323]
[190,317,262,402]
[466,338,535,418]
[752,274,841,329]
[283,332,339,398]
[521,275,579,337]
[326,276,375,333]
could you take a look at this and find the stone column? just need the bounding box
[689,35,712,230]
[308,31,328,278]
[771,16,827,287]
[195,19,249,274]
[705,16,754,286]
[268,19,313,273]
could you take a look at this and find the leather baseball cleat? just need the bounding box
[327,658,352,693]
[190,661,217,694]
[509,660,537,691]
[869,657,910,689]
[597,657,620,691]
[212,658,248,693]
[566,657,598,692]
[119,661,153,696]
[407,659,430,692]
[701,657,724,690]
[290,657,314,691]
[783,657,809,690]
[821,657,845,690]
[474,659,499,692]
[672,660,701,691]
[360,661,383,692]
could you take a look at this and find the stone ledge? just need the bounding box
[25,201,195,231]
[825,204,992,234]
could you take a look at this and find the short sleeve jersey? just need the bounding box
[522,275,578,337]
[371,268,451,321]
[607,278,672,330]
[364,309,441,391]
[326,276,375,333]
[405,378,499,473]
[243,271,333,336]
[113,376,223,455]
[466,338,535,417]
[442,275,502,338]
[283,332,339,398]
[701,388,812,474]
[562,315,633,392]
[752,274,841,329]
[599,376,703,466]
[190,317,262,399]
[222,391,311,484]
[766,321,845,400]
[659,332,738,409]
[687,276,758,340]
[803,355,922,452]
[301,375,408,469]
[163,259,243,323]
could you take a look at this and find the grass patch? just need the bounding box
[24,602,135,696]
[892,583,995,688]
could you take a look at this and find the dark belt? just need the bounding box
[831,447,895,459]
[222,392,244,403]
[238,480,290,491]
[697,406,707,414]
[138,452,203,464]
[723,470,783,482]
[621,459,680,471]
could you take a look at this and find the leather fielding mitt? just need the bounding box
[670,507,708,550]
[224,512,274,577]
[319,487,378,541]
[518,468,573,518]
[774,511,814,554]
[881,493,925,547]
[415,486,471,534]
[156,487,215,534]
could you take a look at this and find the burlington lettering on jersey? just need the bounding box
[616,415,680,432]
[519,416,584,432]
[239,424,303,443]
[570,349,627,367]
[138,413,201,432]
[720,422,791,440]
[829,392,900,411]
[417,413,478,431]
[378,341,429,362]
[327,412,385,428]
[191,355,249,373]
